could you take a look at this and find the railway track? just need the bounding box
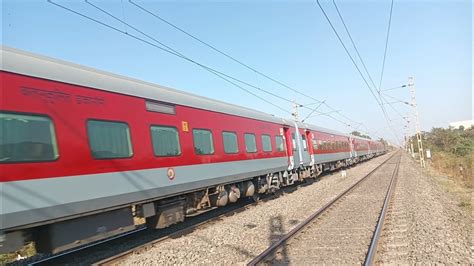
[16,179,310,265]
[12,154,391,266]
[21,199,255,266]
[247,151,401,265]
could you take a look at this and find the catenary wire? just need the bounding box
[129,0,374,132]
[129,0,325,104]
[332,0,378,91]
[316,0,400,144]
[49,0,376,136]
[85,0,298,107]
[378,0,395,91]
[49,0,292,114]
[301,100,325,122]
[330,0,396,136]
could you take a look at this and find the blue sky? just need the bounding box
[1,0,472,145]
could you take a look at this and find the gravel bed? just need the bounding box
[269,154,399,265]
[122,153,393,265]
[377,153,472,264]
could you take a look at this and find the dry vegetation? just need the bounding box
[0,242,36,264]
[410,126,473,187]
[412,126,473,211]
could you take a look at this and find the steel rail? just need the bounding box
[20,166,321,265]
[91,203,255,266]
[364,153,401,265]
[27,226,147,266]
[25,200,255,266]
[247,151,398,266]
[91,183,310,265]
[21,153,390,266]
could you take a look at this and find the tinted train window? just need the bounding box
[222,131,238,154]
[0,112,59,163]
[193,129,214,155]
[87,120,133,159]
[275,136,285,152]
[150,126,181,156]
[312,139,318,151]
[244,133,257,153]
[261,135,272,152]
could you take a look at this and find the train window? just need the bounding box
[312,139,318,151]
[244,133,257,153]
[150,126,181,156]
[222,131,238,154]
[301,135,307,151]
[0,112,59,163]
[193,129,214,155]
[275,136,285,152]
[261,134,272,152]
[145,100,176,115]
[87,120,133,159]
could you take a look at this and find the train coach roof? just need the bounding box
[1,46,362,140]
[1,46,289,125]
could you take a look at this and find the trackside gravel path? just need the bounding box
[376,153,472,264]
[122,153,393,265]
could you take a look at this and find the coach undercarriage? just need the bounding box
[1,154,385,256]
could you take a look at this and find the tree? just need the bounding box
[378,138,388,147]
[350,131,371,139]
[426,128,459,153]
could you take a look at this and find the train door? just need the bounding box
[306,130,315,166]
[283,127,295,170]
[300,130,311,166]
[291,131,302,167]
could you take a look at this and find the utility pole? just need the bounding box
[408,77,426,168]
[292,100,299,122]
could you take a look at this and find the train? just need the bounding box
[0,46,386,254]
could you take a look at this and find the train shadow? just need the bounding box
[268,215,289,265]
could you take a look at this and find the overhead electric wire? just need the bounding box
[381,95,408,122]
[129,0,326,104]
[85,0,300,108]
[378,0,394,91]
[315,0,384,108]
[382,84,407,91]
[316,0,396,140]
[304,109,340,120]
[49,0,292,114]
[50,0,377,135]
[301,100,325,122]
[328,0,390,134]
[332,0,378,90]
[316,0,400,144]
[382,92,411,106]
[129,0,373,131]
[332,0,394,126]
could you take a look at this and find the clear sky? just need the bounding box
[1,0,472,145]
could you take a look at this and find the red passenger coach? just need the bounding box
[0,47,385,254]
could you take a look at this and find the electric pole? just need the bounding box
[408,77,426,168]
[292,100,299,122]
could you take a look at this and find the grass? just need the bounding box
[428,151,472,188]
[425,151,472,213]
[0,242,36,264]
